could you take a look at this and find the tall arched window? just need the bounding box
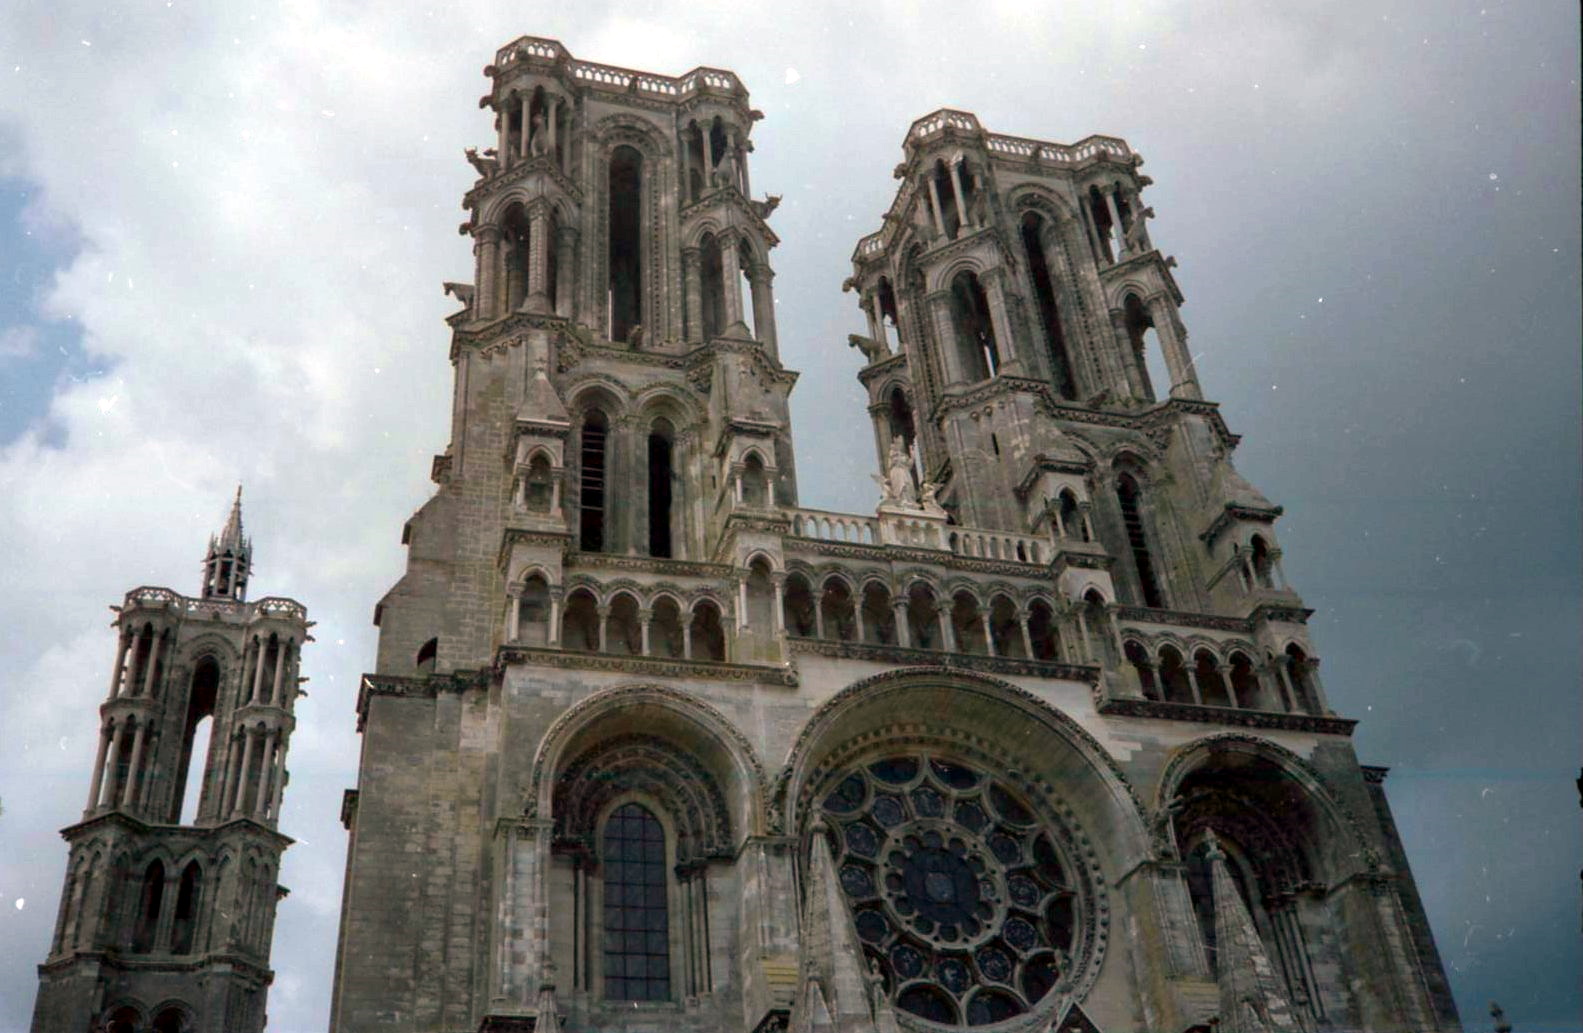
[782,573,816,637]
[1020,212,1076,399]
[1123,293,1169,403]
[501,204,531,314]
[170,861,201,954]
[689,601,726,662]
[1250,535,1275,588]
[562,590,600,652]
[601,803,670,1001]
[524,453,554,513]
[860,583,896,645]
[172,658,219,823]
[819,578,857,642]
[949,271,998,382]
[648,418,675,558]
[518,575,550,647]
[132,860,164,953]
[699,232,724,341]
[579,410,609,552]
[740,452,769,508]
[608,146,644,342]
[1115,472,1165,608]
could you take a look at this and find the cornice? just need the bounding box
[1199,502,1284,547]
[462,154,585,214]
[495,644,799,686]
[1248,603,1314,626]
[567,551,735,579]
[786,637,1099,684]
[1114,605,1253,634]
[1097,696,1356,736]
[59,808,293,851]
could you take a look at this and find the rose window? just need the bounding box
[819,753,1089,1027]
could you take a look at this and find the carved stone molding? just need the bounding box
[1096,696,1355,736]
[495,644,798,686]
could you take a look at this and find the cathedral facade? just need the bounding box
[323,36,1459,1033]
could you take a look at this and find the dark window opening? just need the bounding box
[949,271,998,382]
[608,146,643,343]
[1021,213,1076,399]
[700,232,724,341]
[933,160,962,240]
[415,637,438,674]
[690,602,726,661]
[579,411,609,552]
[170,862,201,954]
[1116,473,1164,607]
[648,420,675,558]
[1088,185,1114,263]
[502,205,531,313]
[876,276,900,345]
[132,860,164,953]
[171,658,220,823]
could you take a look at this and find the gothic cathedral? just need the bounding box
[33,33,1461,1033]
[32,492,309,1033]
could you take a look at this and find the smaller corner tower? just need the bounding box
[32,492,312,1033]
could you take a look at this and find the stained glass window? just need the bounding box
[602,803,670,1001]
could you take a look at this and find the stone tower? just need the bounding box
[32,491,310,1033]
[330,37,1459,1033]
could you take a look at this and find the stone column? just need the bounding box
[926,176,947,238]
[476,226,502,321]
[140,632,162,697]
[947,159,970,229]
[268,733,289,820]
[547,589,563,648]
[498,103,512,171]
[1185,667,1203,705]
[518,94,530,160]
[526,206,552,313]
[748,263,779,358]
[108,633,129,700]
[233,727,256,817]
[980,612,996,656]
[892,598,911,648]
[555,224,577,319]
[1147,294,1201,400]
[1104,189,1124,260]
[255,732,276,818]
[980,268,1020,374]
[270,641,288,706]
[718,234,744,331]
[639,608,652,656]
[864,291,883,342]
[771,573,787,638]
[937,608,954,652]
[1110,307,1150,399]
[98,721,122,809]
[682,247,703,343]
[596,605,610,654]
[1018,611,1034,658]
[120,719,148,809]
[508,596,522,643]
[250,638,267,706]
[929,291,967,385]
[682,620,693,661]
[86,723,111,812]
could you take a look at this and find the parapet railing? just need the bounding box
[788,508,1048,566]
[121,586,307,621]
[492,36,744,100]
[788,509,880,546]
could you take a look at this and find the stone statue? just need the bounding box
[1123,205,1155,256]
[713,147,739,191]
[919,479,945,515]
[626,324,645,350]
[528,111,548,156]
[442,281,475,309]
[884,439,917,506]
[848,333,888,365]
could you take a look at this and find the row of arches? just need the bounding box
[779,572,1062,660]
[53,846,274,965]
[512,577,729,662]
[1125,640,1322,714]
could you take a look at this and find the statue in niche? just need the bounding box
[528,111,548,157]
[712,146,740,191]
[1123,205,1155,256]
[875,438,918,507]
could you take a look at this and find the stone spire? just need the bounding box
[1205,831,1299,1033]
[789,823,900,1033]
[201,484,252,601]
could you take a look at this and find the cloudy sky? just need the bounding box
[0,2,1577,1030]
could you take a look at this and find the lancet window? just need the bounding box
[1115,472,1165,608]
[172,658,220,823]
[607,146,644,343]
[601,803,671,1001]
[949,271,999,383]
[578,410,610,552]
[647,418,676,558]
[1020,213,1076,399]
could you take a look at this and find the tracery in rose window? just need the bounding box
[818,752,1090,1027]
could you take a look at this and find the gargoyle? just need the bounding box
[848,333,889,365]
[464,147,497,177]
[443,282,475,308]
[750,194,782,220]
